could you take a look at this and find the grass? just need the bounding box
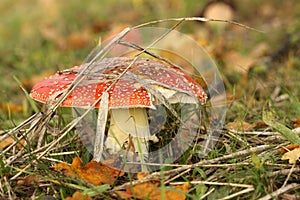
[1,0,300,199]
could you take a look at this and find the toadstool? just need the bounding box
[30,57,207,171]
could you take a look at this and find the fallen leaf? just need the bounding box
[90,20,109,33]
[282,148,300,164]
[223,51,256,75]
[0,104,23,113]
[65,191,92,200]
[136,172,149,179]
[67,31,91,49]
[292,118,300,128]
[0,136,25,150]
[40,25,66,49]
[253,121,268,129]
[51,157,124,185]
[119,181,189,200]
[278,144,300,154]
[17,175,40,186]
[225,120,256,131]
[223,43,269,81]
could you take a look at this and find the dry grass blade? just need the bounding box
[219,187,255,200]
[171,181,253,188]
[133,17,262,32]
[93,91,109,162]
[258,183,300,200]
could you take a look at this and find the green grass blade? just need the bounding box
[263,101,300,145]
[67,183,110,196]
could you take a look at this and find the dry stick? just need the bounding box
[112,145,271,191]
[230,127,300,136]
[219,187,255,200]
[171,181,253,188]
[165,169,191,185]
[258,183,300,200]
[199,188,215,200]
[4,176,16,200]
[269,167,300,177]
[281,163,295,188]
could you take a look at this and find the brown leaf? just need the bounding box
[0,104,23,113]
[225,120,256,131]
[51,157,124,185]
[278,144,300,154]
[67,31,91,49]
[65,191,92,200]
[292,118,300,128]
[253,121,269,129]
[282,148,300,164]
[0,136,25,150]
[121,181,189,200]
[17,175,40,186]
[40,25,66,49]
[90,21,109,33]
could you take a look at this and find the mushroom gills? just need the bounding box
[106,108,157,171]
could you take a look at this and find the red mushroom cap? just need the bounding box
[30,57,207,108]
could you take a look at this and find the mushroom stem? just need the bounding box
[106,108,153,171]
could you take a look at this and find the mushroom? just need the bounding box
[30,57,207,171]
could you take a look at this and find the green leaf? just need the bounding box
[263,101,300,145]
[251,153,261,169]
[67,183,110,197]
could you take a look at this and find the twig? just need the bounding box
[165,169,191,185]
[170,181,253,188]
[258,183,300,200]
[199,188,215,200]
[4,176,16,200]
[282,163,296,188]
[219,187,254,200]
[269,167,300,177]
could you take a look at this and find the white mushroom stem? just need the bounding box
[106,108,156,171]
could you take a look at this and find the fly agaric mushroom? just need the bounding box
[30,57,207,170]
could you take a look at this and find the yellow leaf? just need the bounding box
[278,144,300,154]
[282,148,300,164]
